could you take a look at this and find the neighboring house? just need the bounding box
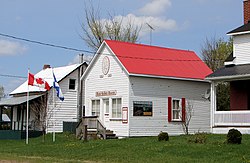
[206,0,250,134]
[0,63,87,135]
[81,40,212,137]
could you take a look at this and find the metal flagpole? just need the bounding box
[52,69,56,142]
[26,69,30,145]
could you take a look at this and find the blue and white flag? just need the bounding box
[53,70,64,101]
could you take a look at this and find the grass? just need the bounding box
[0,133,250,163]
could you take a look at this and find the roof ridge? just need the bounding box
[104,39,194,53]
[52,63,80,69]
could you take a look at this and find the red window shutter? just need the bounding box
[181,98,186,122]
[168,97,172,122]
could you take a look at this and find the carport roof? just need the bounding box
[0,94,42,106]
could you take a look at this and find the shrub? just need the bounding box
[227,129,242,144]
[188,132,207,144]
[158,132,169,141]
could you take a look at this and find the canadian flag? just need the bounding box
[28,73,50,91]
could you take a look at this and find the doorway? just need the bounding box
[102,99,110,128]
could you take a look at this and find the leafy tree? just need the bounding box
[80,3,141,51]
[201,36,233,71]
[201,36,233,111]
[216,82,230,111]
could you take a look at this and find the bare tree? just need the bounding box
[31,94,48,142]
[181,101,194,135]
[30,91,63,142]
[81,3,141,51]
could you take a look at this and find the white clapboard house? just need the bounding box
[0,63,87,135]
[206,0,250,134]
[81,40,212,137]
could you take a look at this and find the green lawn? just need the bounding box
[0,133,249,163]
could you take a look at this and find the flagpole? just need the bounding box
[51,68,64,142]
[52,69,56,142]
[26,69,30,145]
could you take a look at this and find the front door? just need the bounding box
[102,99,110,129]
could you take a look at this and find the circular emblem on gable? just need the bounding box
[102,56,110,75]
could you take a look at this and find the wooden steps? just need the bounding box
[105,130,118,139]
[85,129,117,140]
[76,116,117,140]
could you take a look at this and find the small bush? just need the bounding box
[158,132,169,141]
[227,129,242,144]
[188,132,207,144]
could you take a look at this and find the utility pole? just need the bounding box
[78,54,84,119]
[146,23,155,45]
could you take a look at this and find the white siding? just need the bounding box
[84,43,210,137]
[234,34,250,65]
[129,76,210,136]
[47,69,79,133]
[85,46,129,137]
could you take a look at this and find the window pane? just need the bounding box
[92,100,100,116]
[69,79,76,90]
[172,99,180,120]
[117,99,121,117]
[112,98,122,118]
[91,100,95,115]
[96,100,100,115]
[112,99,116,117]
[173,110,180,119]
[104,100,109,113]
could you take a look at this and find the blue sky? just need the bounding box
[0,0,243,94]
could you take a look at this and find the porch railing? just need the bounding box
[77,116,106,139]
[0,121,11,130]
[0,121,37,131]
[214,111,250,126]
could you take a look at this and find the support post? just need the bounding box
[0,107,2,122]
[53,88,56,142]
[26,70,30,145]
[11,107,13,130]
[0,107,2,130]
[84,125,88,141]
[26,93,29,144]
[210,82,217,132]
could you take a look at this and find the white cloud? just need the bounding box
[0,39,27,56]
[91,0,178,41]
[138,0,171,16]
[102,14,178,37]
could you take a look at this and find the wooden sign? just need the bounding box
[122,107,128,124]
[96,90,117,97]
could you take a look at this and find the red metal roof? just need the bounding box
[105,40,212,80]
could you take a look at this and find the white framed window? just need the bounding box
[168,97,186,122]
[112,98,122,118]
[92,100,100,116]
[172,99,181,121]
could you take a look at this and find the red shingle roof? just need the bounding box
[105,40,212,80]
